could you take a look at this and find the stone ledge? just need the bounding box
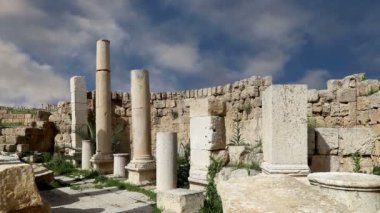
[261,162,310,176]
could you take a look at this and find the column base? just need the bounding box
[261,162,310,176]
[125,160,156,185]
[90,153,114,173]
[188,168,208,190]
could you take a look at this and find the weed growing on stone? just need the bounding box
[367,87,379,96]
[200,158,224,213]
[170,110,179,120]
[352,152,362,173]
[243,103,252,115]
[373,166,380,175]
[237,162,261,172]
[0,122,24,129]
[229,116,246,146]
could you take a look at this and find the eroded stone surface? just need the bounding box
[0,163,50,212]
[217,175,350,213]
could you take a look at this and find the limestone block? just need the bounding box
[327,80,342,91]
[357,96,370,110]
[262,85,309,174]
[263,76,272,86]
[315,128,339,155]
[154,100,166,109]
[369,109,380,124]
[339,128,375,155]
[190,116,226,150]
[357,111,370,124]
[246,86,259,98]
[318,90,335,102]
[307,89,319,103]
[308,172,380,212]
[337,88,356,103]
[230,169,249,179]
[157,189,204,213]
[370,92,380,108]
[17,144,29,153]
[217,175,349,213]
[228,145,246,166]
[321,103,331,116]
[340,156,374,173]
[0,164,50,212]
[310,155,340,172]
[189,98,226,117]
[312,103,322,113]
[190,149,212,169]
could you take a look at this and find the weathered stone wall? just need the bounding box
[0,109,52,125]
[308,73,380,173]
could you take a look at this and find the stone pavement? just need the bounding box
[40,186,154,213]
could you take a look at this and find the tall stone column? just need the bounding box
[126,69,156,185]
[261,85,310,176]
[70,76,87,163]
[90,39,113,173]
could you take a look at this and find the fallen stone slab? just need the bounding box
[32,163,54,184]
[217,174,350,213]
[157,188,205,213]
[40,186,154,212]
[0,163,50,212]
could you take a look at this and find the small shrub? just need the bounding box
[229,115,246,146]
[41,152,53,163]
[200,158,224,213]
[170,110,179,120]
[44,157,76,175]
[373,166,380,176]
[243,103,252,115]
[367,87,379,96]
[177,143,190,188]
[352,152,362,173]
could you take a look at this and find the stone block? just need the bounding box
[190,149,212,169]
[310,155,340,172]
[327,80,342,91]
[261,85,309,175]
[339,128,375,156]
[357,96,370,110]
[337,88,356,103]
[228,145,246,166]
[154,100,166,109]
[315,128,339,155]
[370,92,380,108]
[190,116,226,150]
[307,128,315,155]
[318,90,335,102]
[189,98,226,117]
[157,188,204,213]
[307,89,319,102]
[0,164,50,212]
[17,144,29,153]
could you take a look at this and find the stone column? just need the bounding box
[126,69,156,185]
[188,98,226,190]
[70,76,87,163]
[81,140,93,170]
[261,85,310,176]
[113,153,129,178]
[90,39,113,173]
[156,132,177,191]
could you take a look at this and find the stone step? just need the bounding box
[32,163,54,184]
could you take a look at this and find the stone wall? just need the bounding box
[51,73,380,173]
[0,109,52,125]
[308,73,380,173]
[51,75,271,157]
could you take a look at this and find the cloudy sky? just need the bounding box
[0,1,379,106]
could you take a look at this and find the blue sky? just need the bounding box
[0,1,379,106]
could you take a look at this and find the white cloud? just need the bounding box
[297,69,331,89]
[243,49,290,77]
[0,39,68,106]
[151,43,200,73]
[0,0,43,17]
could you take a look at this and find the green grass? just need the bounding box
[200,158,224,213]
[373,166,380,175]
[0,122,24,129]
[236,162,261,173]
[43,157,76,175]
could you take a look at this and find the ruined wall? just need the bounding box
[307,73,380,173]
[0,109,52,126]
[51,75,271,156]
